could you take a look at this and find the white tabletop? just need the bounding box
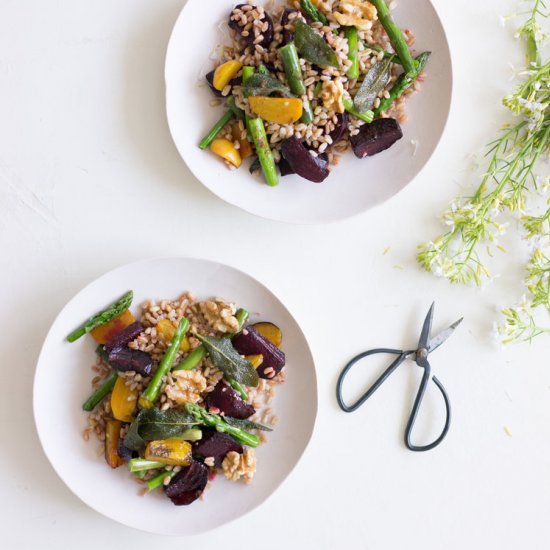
[2,0,549,548]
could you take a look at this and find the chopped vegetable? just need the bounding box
[185,403,260,448]
[245,354,264,369]
[192,429,243,467]
[111,375,138,422]
[343,98,374,124]
[244,73,294,98]
[280,136,330,183]
[345,27,360,80]
[164,460,208,505]
[204,380,255,419]
[128,458,165,473]
[67,290,134,343]
[156,319,191,351]
[228,4,274,49]
[248,117,279,186]
[248,96,303,124]
[198,111,235,150]
[148,469,176,492]
[107,347,153,376]
[82,371,117,412]
[300,0,328,25]
[350,118,403,158]
[89,309,136,345]
[213,60,243,91]
[281,8,300,45]
[368,0,417,74]
[252,322,282,347]
[294,20,339,68]
[231,123,253,159]
[104,321,144,354]
[144,440,192,466]
[354,57,393,113]
[139,317,189,409]
[195,333,259,387]
[173,345,206,371]
[105,419,125,468]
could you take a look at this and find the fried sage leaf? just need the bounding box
[353,57,393,113]
[244,73,294,98]
[224,417,272,432]
[196,334,259,387]
[294,20,339,68]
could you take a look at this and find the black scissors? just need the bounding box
[336,303,462,452]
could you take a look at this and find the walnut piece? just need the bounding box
[333,0,378,30]
[321,79,345,113]
[199,299,239,334]
[222,449,256,484]
[164,370,207,404]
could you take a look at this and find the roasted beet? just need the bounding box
[205,70,242,97]
[278,157,295,177]
[104,322,144,354]
[165,460,209,506]
[193,429,243,467]
[281,8,300,45]
[232,326,286,379]
[280,137,330,183]
[205,380,255,419]
[350,118,403,158]
[229,5,274,49]
[117,438,137,462]
[329,112,348,146]
[107,347,153,376]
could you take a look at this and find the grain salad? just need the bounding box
[68,290,287,506]
[199,0,428,185]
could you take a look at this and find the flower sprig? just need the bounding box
[417,0,550,343]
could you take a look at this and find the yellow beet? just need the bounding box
[213,60,243,91]
[248,96,303,124]
[111,376,138,422]
[210,138,242,167]
[144,440,192,466]
[253,322,283,348]
[90,309,135,344]
[156,319,191,352]
[105,419,124,469]
[245,354,264,369]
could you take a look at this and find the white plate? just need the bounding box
[33,257,317,535]
[165,0,452,224]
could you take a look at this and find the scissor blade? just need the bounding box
[417,302,435,350]
[427,318,463,353]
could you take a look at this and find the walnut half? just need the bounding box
[333,0,378,31]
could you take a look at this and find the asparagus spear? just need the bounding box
[373,52,431,116]
[82,371,118,411]
[139,317,189,409]
[279,42,313,123]
[258,64,271,75]
[185,403,259,447]
[345,27,360,80]
[300,0,328,25]
[172,344,206,371]
[128,458,164,473]
[343,98,374,124]
[242,66,279,187]
[368,0,416,74]
[198,110,235,150]
[67,290,133,343]
[147,469,176,491]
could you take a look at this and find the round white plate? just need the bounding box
[165,0,452,224]
[33,257,317,535]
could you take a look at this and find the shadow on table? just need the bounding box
[121,0,213,202]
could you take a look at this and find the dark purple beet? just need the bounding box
[350,118,403,158]
[229,5,274,48]
[280,137,330,183]
[193,429,243,467]
[281,8,300,45]
[279,153,328,177]
[232,326,286,379]
[104,322,144,354]
[165,460,209,506]
[329,112,348,146]
[107,347,153,376]
[205,380,255,419]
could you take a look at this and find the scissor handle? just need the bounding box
[336,348,411,413]
[404,365,451,452]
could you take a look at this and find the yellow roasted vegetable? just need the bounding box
[245,354,264,369]
[248,96,303,124]
[110,376,138,422]
[213,60,243,91]
[156,319,191,352]
[90,309,135,344]
[253,322,283,348]
[105,419,124,469]
[144,440,193,466]
[210,138,242,167]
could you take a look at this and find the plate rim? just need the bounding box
[164,0,454,225]
[32,255,318,535]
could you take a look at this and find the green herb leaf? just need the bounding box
[224,417,272,432]
[196,334,259,387]
[294,20,339,69]
[354,57,393,113]
[123,408,199,451]
[244,73,294,98]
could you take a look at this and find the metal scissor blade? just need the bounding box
[417,302,435,350]
[427,318,463,353]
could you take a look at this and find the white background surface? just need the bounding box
[1,0,549,548]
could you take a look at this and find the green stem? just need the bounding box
[147,469,176,491]
[128,459,164,473]
[300,0,328,25]
[82,371,118,411]
[344,27,360,80]
[173,344,206,371]
[343,98,374,123]
[199,111,235,149]
[279,42,313,123]
[139,317,189,408]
